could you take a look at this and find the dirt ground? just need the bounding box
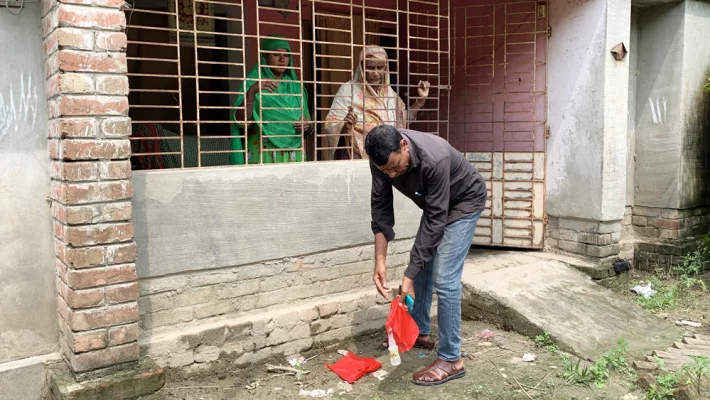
[621,270,710,338]
[142,319,643,400]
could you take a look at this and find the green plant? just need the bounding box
[646,371,683,400]
[562,355,592,386]
[561,339,633,388]
[674,244,710,278]
[636,277,676,312]
[705,77,710,92]
[682,355,710,395]
[466,384,491,397]
[535,332,559,353]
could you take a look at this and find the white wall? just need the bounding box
[0,4,58,365]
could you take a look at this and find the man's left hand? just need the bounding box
[399,276,414,304]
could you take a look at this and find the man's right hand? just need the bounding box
[373,261,390,300]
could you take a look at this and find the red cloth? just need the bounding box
[326,352,382,383]
[385,298,419,353]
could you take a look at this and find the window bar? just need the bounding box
[255,2,263,166]
[192,1,201,167]
[312,0,318,160]
[174,0,185,168]
[297,3,305,162]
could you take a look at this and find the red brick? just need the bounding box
[660,229,680,241]
[100,117,131,137]
[58,279,105,308]
[57,27,94,50]
[57,260,69,286]
[42,0,57,17]
[59,202,132,224]
[106,282,139,304]
[65,222,133,246]
[68,329,108,353]
[59,0,124,7]
[96,75,128,95]
[61,139,131,160]
[44,31,59,56]
[66,264,136,289]
[52,181,132,205]
[650,218,680,230]
[54,96,128,117]
[49,139,61,159]
[54,220,66,241]
[95,31,126,52]
[108,324,139,346]
[66,246,105,268]
[50,118,98,138]
[42,9,59,39]
[69,342,139,372]
[58,50,126,73]
[48,74,95,98]
[68,303,138,331]
[105,242,137,264]
[57,294,72,322]
[100,160,131,179]
[57,5,125,31]
[50,161,100,181]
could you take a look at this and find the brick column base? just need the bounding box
[625,206,710,271]
[545,217,622,261]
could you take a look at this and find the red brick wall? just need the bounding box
[42,0,139,372]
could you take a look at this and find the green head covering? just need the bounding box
[230,34,311,164]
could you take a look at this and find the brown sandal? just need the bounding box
[380,336,436,350]
[412,358,466,386]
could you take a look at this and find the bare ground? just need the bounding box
[141,319,642,400]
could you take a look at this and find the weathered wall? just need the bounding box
[634,2,685,209]
[0,4,58,365]
[546,0,607,220]
[679,0,710,209]
[131,161,422,278]
[626,9,639,206]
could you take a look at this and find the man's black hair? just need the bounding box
[364,125,403,166]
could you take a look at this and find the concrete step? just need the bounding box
[460,255,681,360]
[140,287,392,369]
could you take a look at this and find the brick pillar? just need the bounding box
[42,0,139,373]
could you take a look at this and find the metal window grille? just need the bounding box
[125,0,451,169]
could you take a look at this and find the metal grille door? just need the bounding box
[449,0,548,248]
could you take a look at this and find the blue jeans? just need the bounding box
[410,211,481,362]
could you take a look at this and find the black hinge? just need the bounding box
[545,126,550,139]
[547,25,552,38]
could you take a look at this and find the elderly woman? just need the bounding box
[324,45,430,160]
[230,35,312,165]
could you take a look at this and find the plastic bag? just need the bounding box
[326,352,382,384]
[385,298,419,353]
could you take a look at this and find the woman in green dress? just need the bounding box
[230,35,312,165]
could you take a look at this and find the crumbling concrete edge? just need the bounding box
[49,357,164,400]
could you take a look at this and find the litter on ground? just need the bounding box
[631,283,656,298]
[675,320,702,327]
[298,388,333,398]
[522,353,536,362]
[370,370,388,381]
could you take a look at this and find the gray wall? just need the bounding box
[547,0,630,222]
[678,0,710,209]
[634,2,685,208]
[547,0,606,220]
[0,4,58,365]
[633,0,710,210]
[132,161,422,278]
[627,9,639,206]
